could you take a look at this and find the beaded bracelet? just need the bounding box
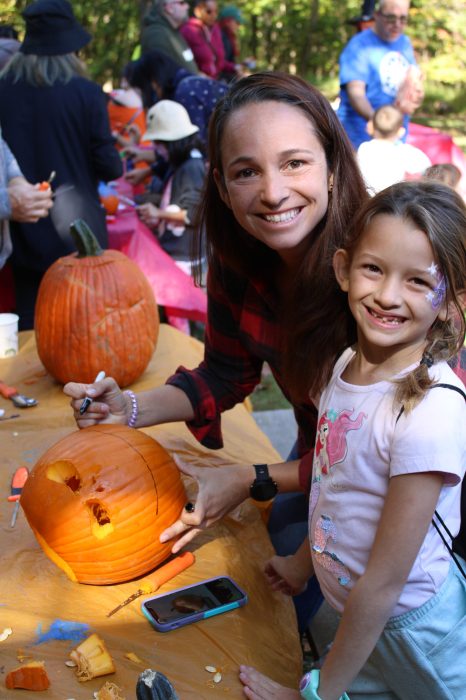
[124,390,138,428]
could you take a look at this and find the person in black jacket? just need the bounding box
[0,0,122,329]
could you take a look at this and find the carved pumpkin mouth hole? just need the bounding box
[86,499,114,540]
[46,461,81,492]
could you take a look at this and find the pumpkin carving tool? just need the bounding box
[38,170,56,190]
[8,466,29,527]
[106,551,195,617]
[0,381,38,408]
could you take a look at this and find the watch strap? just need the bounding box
[300,670,350,700]
[253,463,269,481]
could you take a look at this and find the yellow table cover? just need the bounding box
[0,325,301,699]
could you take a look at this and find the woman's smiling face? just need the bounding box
[214,101,332,268]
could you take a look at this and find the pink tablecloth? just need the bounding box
[107,207,207,323]
[408,122,466,198]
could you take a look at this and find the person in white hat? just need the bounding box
[136,100,206,277]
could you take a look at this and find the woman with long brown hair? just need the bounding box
[65,71,368,633]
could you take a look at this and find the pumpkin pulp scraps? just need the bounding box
[5,661,50,690]
[69,632,115,682]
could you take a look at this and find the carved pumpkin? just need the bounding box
[20,425,186,585]
[35,219,159,387]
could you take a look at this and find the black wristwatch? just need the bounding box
[249,464,278,502]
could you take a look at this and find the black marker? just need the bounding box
[79,371,105,415]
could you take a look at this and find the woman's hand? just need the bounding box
[160,460,251,552]
[63,377,129,428]
[137,202,160,227]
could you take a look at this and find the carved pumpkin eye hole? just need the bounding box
[86,499,114,540]
[46,461,81,492]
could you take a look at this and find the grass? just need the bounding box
[250,366,292,412]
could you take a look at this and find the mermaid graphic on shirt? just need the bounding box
[310,407,366,586]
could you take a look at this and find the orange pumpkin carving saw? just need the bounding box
[20,425,186,585]
[34,219,159,387]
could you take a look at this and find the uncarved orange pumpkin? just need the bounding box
[20,425,186,585]
[34,219,159,387]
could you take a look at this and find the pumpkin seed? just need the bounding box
[205,665,217,673]
[213,672,222,683]
[0,627,12,642]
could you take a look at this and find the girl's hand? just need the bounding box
[264,554,309,597]
[124,145,154,163]
[137,202,160,227]
[63,377,128,428]
[239,665,300,700]
[160,461,250,552]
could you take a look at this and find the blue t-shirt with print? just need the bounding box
[337,29,416,149]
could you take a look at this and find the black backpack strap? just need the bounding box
[395,383,466,423]
[395,383,466,579]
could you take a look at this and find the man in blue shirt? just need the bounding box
[337,0,422,149]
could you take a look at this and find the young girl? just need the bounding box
[239,180,466,700]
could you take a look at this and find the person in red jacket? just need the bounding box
[180,0,239,80]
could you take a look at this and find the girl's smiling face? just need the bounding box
[214,101,332,268]
[334,214,448,366]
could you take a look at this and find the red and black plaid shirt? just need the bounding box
[167,265,318,464]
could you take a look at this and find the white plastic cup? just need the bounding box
[0,313,19,358]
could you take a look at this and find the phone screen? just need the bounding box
[143,577,246,626]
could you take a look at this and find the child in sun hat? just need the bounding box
[136,100,206,277]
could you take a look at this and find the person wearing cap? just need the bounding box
[136,100,206,276]
[337,0,423,149]
[179,0,239,80]
[218,5,255,82]
[0,0,122,330]
[140,0,199,74]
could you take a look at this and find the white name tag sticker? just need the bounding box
[183,48,194,61]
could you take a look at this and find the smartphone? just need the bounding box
[141,575,248,632]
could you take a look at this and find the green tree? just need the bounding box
[1,0,465,97]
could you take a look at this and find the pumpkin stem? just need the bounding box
[69,219,104,258]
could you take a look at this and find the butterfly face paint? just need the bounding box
[425,263,446,310]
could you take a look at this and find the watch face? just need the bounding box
[250,479,277,501]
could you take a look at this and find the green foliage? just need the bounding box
[1,0,465,110]
[251,370,291,411]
